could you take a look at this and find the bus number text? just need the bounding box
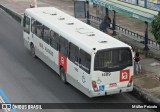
[102,72,111,77]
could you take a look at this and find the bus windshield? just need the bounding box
[94,47,132,72]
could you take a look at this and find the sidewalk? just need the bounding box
[134,56,160,102]
[0,0,160,104]
[0,0,156,41]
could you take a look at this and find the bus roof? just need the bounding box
[25,7,131,54]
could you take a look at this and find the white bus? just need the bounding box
[23,7,134,97]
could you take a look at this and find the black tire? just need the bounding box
[60,67,67,84]
[30,44,36,58]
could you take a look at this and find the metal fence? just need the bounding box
[89,14,160,50]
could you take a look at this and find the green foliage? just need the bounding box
[151,15,160,45]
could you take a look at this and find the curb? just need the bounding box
[0,4,22,23]
[132,84,160,108]
[1,4,160,108]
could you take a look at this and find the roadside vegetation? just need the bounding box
[151,15,160,45]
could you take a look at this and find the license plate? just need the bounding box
[109,83,117,87]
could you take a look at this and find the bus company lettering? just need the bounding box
[45,47,53,56]
[39,43,44,49]
[39,43,53,56]
[120,69,130,82]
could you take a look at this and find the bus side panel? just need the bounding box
[35,47,59,74]
[47,45,59,74]
[78,67,92,93]
[66,73,93,97]
[67,59,92,97]
[67,60,79,81]
[23,32,30,50]
[34,37,60,74]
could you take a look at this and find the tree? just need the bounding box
[151,15,160,45]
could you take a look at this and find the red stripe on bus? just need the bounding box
[58,53,67,72]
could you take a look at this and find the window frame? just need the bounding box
[35,21,43,39]
[50,30,59,51]
[59,36,68,56]
[43,25,51,44]
[94,47,132,72]
[31,18,37,34]
[79,49,91,74]
[68,42,79,65]
[23,15,30,34]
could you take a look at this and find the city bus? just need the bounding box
[23,7,134,97]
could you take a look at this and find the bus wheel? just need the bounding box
[60,68,67,84]
[30,44,36,58]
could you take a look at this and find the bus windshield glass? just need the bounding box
[94,47,132,72]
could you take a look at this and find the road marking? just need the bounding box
[0,95,5,103]
[0,88,16,112]
[0,88,10,103]
[0,91,9,112]
[0,100,6,112]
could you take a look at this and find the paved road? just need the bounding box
[0,9,156,112]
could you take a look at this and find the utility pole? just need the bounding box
[144,21,149,51]
[106,8,109,16]
[144,0,147,8]
[112,10,116,36]
[136,0,139,5]
[86,1,90,25]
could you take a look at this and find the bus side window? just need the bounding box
[50,31,59,50]
[79,49,91,74]
[35,21,43,39]
[59,36,68,56]
[23,15,30,34]
[68,42,79,65]
[43,26,50,44]
[31,18,37,34]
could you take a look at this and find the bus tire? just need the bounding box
[30,43,36,58]
[60,67,67,84]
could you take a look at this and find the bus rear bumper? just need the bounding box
[89,86,133,97]
[105,86,133,95]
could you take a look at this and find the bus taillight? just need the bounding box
[92,81,98,92]
[127,76,133,87]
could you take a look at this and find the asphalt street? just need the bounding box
[0,9,157,112]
